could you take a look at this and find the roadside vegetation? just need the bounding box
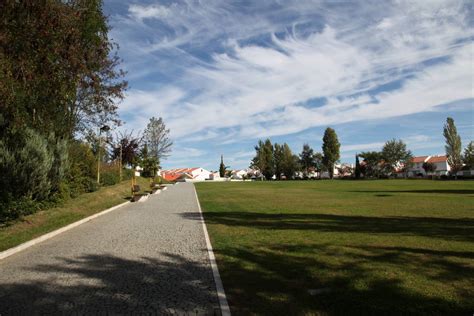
[196,180,474,315]
[0,2,172,229]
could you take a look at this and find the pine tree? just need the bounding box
[355,154,361,179]
[443,117,463,179]
[322,127,340,179]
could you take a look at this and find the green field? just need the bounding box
[195,180,474,316]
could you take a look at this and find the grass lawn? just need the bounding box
[0,177,150,252]
[195,180,474,316]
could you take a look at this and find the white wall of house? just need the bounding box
[190,168,212,181]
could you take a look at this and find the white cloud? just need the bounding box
[128,4,172,21]
[114,0,473,147]
[341,142,385,152]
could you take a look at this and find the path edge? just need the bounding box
[192,184,231,316]
[0,201,130,261]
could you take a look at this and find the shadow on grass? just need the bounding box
[0,253,219,315]
[211,244,473,315]
[183,212,474,242]
[351,189,474,195]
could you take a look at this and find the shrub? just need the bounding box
[68,141,97,196]
[122,168,134,180]
[0,128,53,222]
[100,171,120,186]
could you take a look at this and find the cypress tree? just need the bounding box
[322,127,340,179]
[219,155,226,178]
[355,154,361,179]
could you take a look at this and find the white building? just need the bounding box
[407,155,450,177]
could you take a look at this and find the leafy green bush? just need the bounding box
[0,128,53,222]
[68,141,97,196]
[100,171,120,186]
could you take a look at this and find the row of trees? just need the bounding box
[0,2,173,223]
[354,117,472,179]
[248,117,473,181]
[1,0,127,222]
[250,127,341,180]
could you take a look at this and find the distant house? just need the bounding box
[407,155,454,177]
[427,155,450,176]
[160,167,212,182]
[231,169,248,179]
[408,156,430,177]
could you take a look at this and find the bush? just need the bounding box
[0,128,53,201]
[122,168,134,180]
[100,171,120,186]
[0,196,43,223]
[68,141,97,196]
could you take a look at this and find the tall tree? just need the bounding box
[0,0,127,138]
[251,139,274,180]
[322,127,340,179]
[299,144,314,176]
[281,143,297,179]
[219,155,226,178]
[443,117,463,179]
[273,143,284,180]
[463,141,474,169]
[381,139,413,177]
[143,117,173,165]
[355,154,361,179]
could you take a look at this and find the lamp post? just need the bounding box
[96,125,110,184]
[119,142,123,182]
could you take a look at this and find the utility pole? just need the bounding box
[119,142,123,182]
[96,125,110,184]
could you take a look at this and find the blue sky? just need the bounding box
[104,0,473,171]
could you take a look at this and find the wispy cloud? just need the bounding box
[106,0,473,168]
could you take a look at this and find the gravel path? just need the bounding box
[0,182,220,315]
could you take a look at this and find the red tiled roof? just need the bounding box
[428,155,447,163]
[161,167,202,181]
[411,156,429,163]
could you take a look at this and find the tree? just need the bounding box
[0,0,127,138]
[143,117,173,165]
[463,141,474,169]
[443,117,463,179]
[110,130,142,167]
[251,139,274,180]
[322,128,340,179]
[281,144,297,179]
[359,151,382,178]
[273,143,284,180]
[140,143,159,178]
[313,152,323,178]
[422,162,437,179]
[299,144,314,176]
[381,139,413,177]
[219,155,226,178]
[355,154,361,179]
